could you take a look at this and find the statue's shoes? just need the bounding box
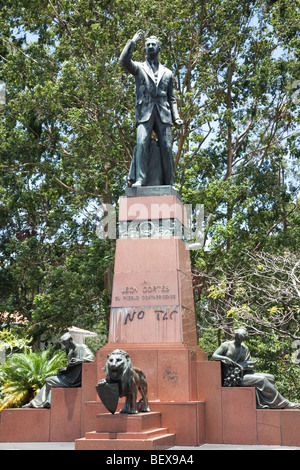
[132,181,142,187]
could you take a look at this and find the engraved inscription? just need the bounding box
[111,272,179,308]
[115,284,176,303]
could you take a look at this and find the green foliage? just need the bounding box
[30,236,113,339]
[0,328,32,355]
[0,349,67,409]
[246,334,300,402]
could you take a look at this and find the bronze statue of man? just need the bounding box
[212,328,300,409]
[22,333,95,408]
[119,30,183,187]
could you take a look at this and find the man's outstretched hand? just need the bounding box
[174,118,184,128]
[132,30,144,43]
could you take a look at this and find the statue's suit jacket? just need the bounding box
[119,39,180,126]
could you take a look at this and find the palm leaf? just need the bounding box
[0,349,67,410]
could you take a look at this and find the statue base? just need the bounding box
[125,184,181,198]
[76,191,208,449]
[75,190,300,450]
[76,411,175,450]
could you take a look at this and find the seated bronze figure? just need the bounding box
[212,328,300,409]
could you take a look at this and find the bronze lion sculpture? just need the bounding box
[96,349,150,414]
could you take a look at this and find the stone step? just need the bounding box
[75,410,176,450]
[95,411,161,433]
[85,426,170,440]
[75,432,176,451]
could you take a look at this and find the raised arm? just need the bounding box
[119,30,143,76]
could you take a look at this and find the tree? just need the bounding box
[195,249,300,339]
[0,327,31,362]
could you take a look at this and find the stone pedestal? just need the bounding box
[109,188,204,348]
[76,187,207,449]
[105,188,206,399]
[76,412,175,450]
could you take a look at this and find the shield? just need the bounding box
[95,379,119,414]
